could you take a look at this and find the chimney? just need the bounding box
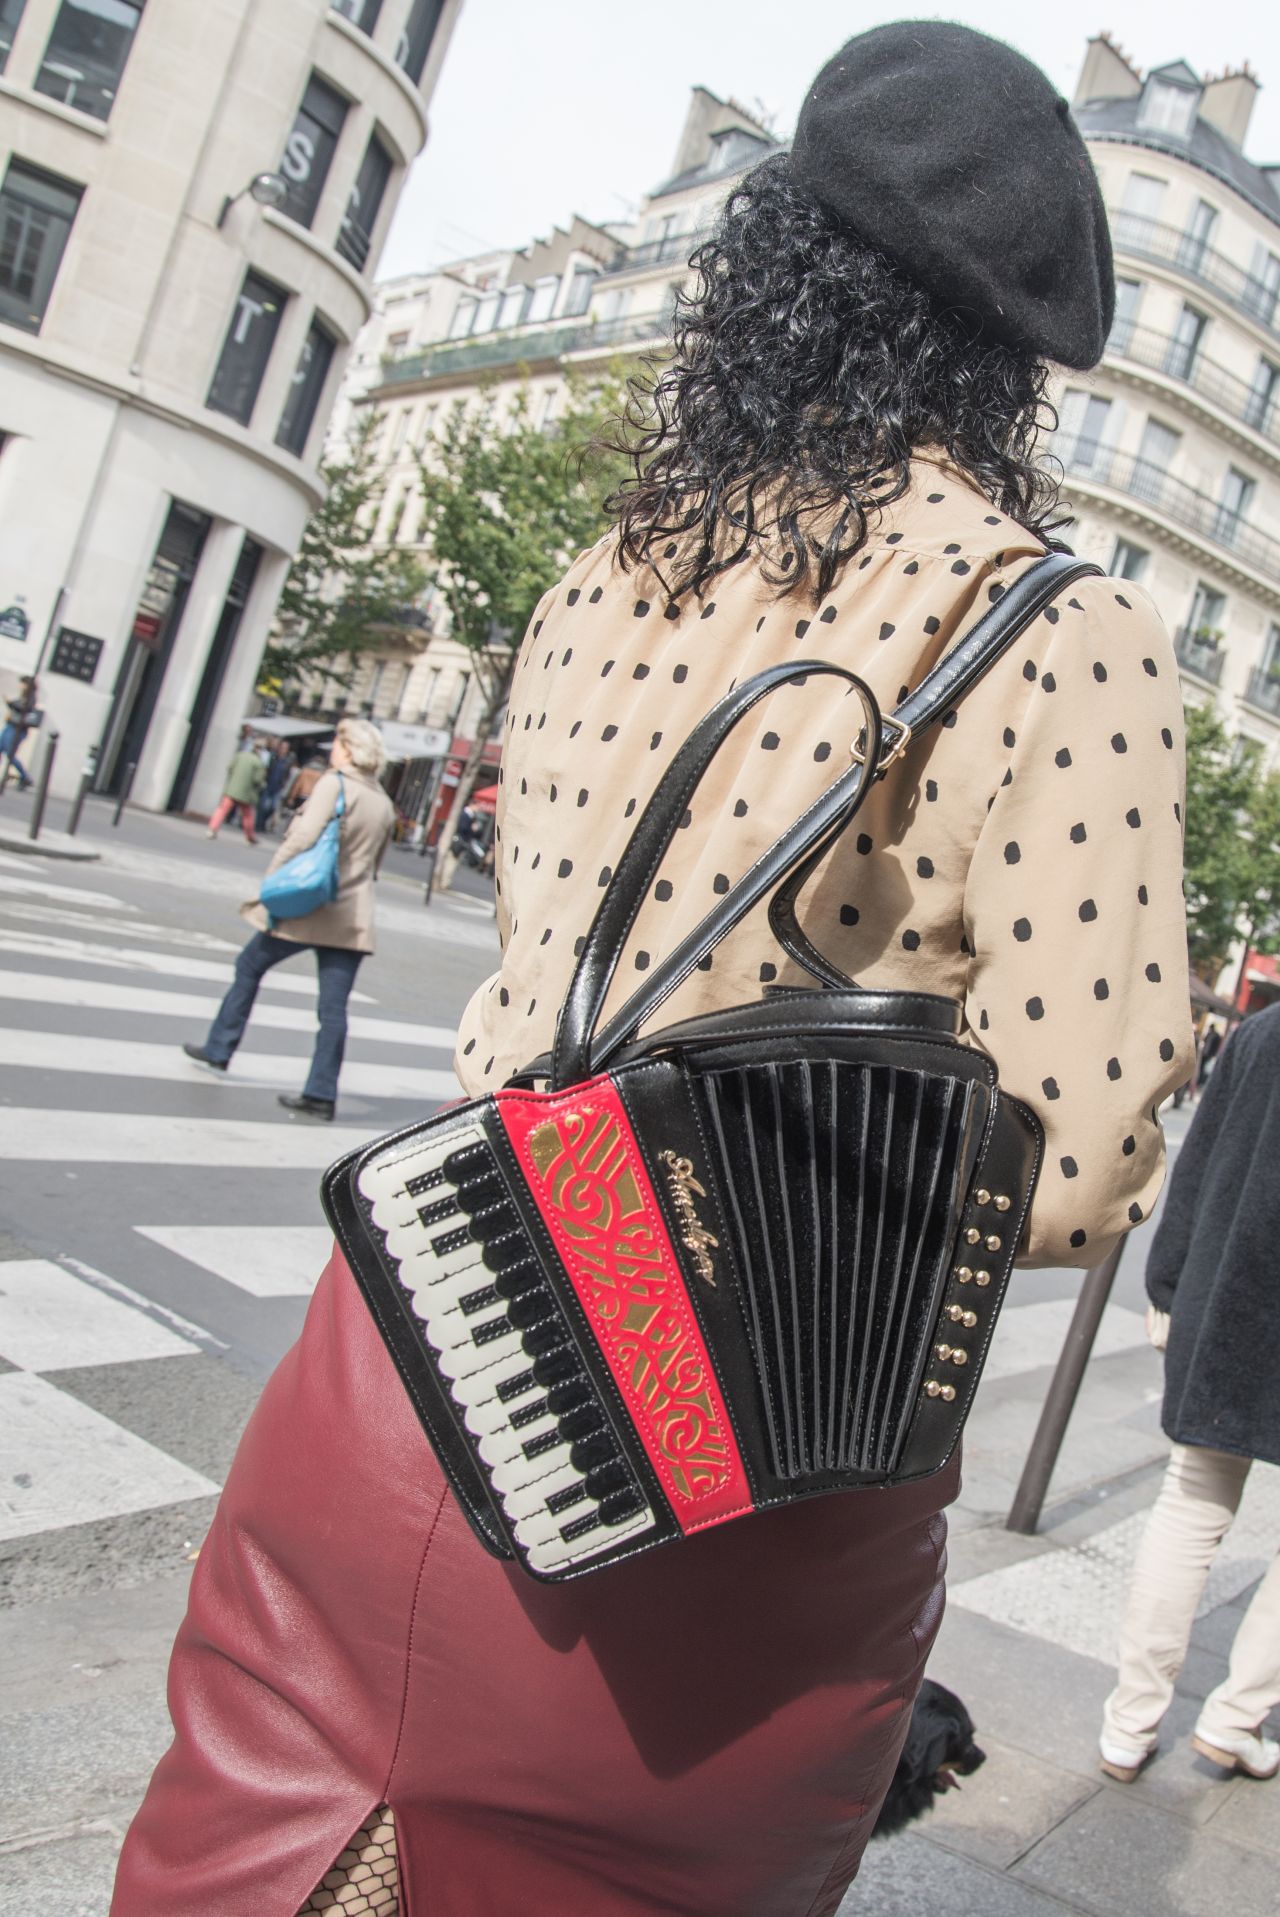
[1073,31,1142,108]
[1198,64,1260,148]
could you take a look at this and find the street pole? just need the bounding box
[1006,1238,1126,1535]
[27,731,59,843]
[66,745,99,837]
[32,586,70,679]
[112,760,138,827]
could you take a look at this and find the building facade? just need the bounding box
[0,0,462,811]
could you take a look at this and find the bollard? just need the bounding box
[27,730,59,843]
[112,759,137,827]
[421,843,438,905]
[66,744,99,837]
[1005,1238,1126,1535]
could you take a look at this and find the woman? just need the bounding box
[207,733,268,843]
[183,718,395,1120]
[1101,1004,1280,1784]
[115,25,1193,1914]
[0,675,40,790]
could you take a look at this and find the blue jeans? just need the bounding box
[0,723,31,787]
[206,931,363,1103]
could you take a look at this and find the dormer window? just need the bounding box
[1137,68,1200,138]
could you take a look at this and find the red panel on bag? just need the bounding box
[496,1076,753,1534]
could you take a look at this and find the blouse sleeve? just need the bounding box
[961,579,1194,1268]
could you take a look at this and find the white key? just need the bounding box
[501,1464,585,1522]
[435,1326,522,1385]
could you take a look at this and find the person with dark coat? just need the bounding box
[255,738,296,835]
[1101,1003,1280,1783]
[0,676,40,790]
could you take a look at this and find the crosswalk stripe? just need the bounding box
[1,1026,459,1102]
[0,1260,198,1369]
[135,1226,333,1298]
[0,1107,373,1166]
[0,970,455,1047]
[0,871,129,909]
[0,929,376,1000]
[1,898,237,950]
[0,1372,218,1542]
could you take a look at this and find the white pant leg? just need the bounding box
[1102,1444,1251,1754]
[1197,1542,1280,1742]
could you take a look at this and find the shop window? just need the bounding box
[207,270,286,425]
[34,0,142,122]
[280,73,348,231]
[336,131,392,271]
[277,318,336,457]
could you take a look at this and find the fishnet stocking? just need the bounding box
[296,1805,399,1914]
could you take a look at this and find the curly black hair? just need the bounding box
[608,154,1065,604]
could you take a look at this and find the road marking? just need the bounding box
[0,1260,198,1370]
[982,1298,1149,1384]
[0,970,454,1047]
[0,872,130,909]
[0,1372,218,1541]
[0,929,375,1000]
[57,1254,229,1351]
[1,899,237,950]
[0,1026,459,1102]
[0,1108,375,1167]
[136,1225,333,1298]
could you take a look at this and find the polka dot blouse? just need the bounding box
[454,454,1194,1268]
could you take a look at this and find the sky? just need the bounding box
[380,0,1280,281]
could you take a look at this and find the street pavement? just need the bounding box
[0,792,1276,1915]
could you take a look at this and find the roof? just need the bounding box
[649,127,777,200]
[1076,94,1280,228]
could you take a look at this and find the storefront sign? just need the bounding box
[377,720,452,762]
[48,628,105,683]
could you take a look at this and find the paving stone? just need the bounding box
[49,1351,259,1482]
[0,1825,122,1917]
[1205,1766,1280,1858]
[926,1608,1111,1783]
[912,1734,1099,1870]
[1014,1788,1278,1916]
[1119,1693,1248,1824]
[0,1688,171,1831]
[840,1832,1080,1915]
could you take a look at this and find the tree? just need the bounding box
[1181,700,1255,971]
[261,412,428,697]
[413,370,635,884]
[1234,769,1280,993]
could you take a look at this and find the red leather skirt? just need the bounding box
[113,1250,956,1917]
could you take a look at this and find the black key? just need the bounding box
[559,1404,605,1443]
[523,1321,568,1358]
[532,1350,577,1389]
[522,1428,565,1460]
[404,1166,447,1198]
[599,1489,646,1526]
[472,1315,513,1346]
[482,1229,533,1273]
[507,1292,554,1332]
[459,1284,501,1317]
[493,1264,541,1301]
[416,1194,459,1228]
[432,1225,472,1257]
[497,1368,538,1403]
[442,1141,493,1183]
[560,1509,604,1543]
[510,1396,550,1430]
[570,1435,614,1474]
[547,1380,591,1416]
[547,1483,590,1516]
[585,1460,632,1500]
[452,1180,507,1220]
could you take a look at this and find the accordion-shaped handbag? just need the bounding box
[323,553,1099,1581]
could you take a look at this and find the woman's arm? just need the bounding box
[962,579,1194,1267]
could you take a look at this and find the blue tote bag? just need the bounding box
[259,775,345,923]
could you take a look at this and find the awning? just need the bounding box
[470,784,500,813]
[243,716,334,740]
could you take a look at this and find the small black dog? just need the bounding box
[871,1679,986,1838]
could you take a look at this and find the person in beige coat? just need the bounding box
[184,718,395,1118]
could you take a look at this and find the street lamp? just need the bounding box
[217,171,288,230]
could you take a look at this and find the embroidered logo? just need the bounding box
[658,1150,719,1286]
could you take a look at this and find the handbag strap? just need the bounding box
[549,551,1100,1090]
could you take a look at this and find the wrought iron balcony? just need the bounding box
[1245,665,1280,717]
[1052,438,1280,584]
[1110,211,1280,339]
[1106,322,1280,449]
[1173,625,1228,685]
[378,312,668,385]
[600,228,713,278]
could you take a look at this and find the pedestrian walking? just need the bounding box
[1101,1004,1280,1784]
[114,26,1194,1915]
[282,750,327,818]
[207,737,267,842]
[0,676,41,790]
[183,719,394,1119]
[255,738,296,836]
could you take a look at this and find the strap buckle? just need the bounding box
[850,715,913,774]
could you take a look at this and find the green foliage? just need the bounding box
[263,413,428,689]
[1181,700,1280,971]
[1241,770,1280,958]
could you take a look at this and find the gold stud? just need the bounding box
[940,1384,956,1402]
[936,1342,953,1361]
[964,1226,981,1245]
[985,1234,1002,1252]
[960,1309,977,1328]
[946,1304,965,1322]
[924,1380,942,1398]
[950,1348,969,1366]
[993,1194,1012,1212]
[955,1265,973,1283]
[975,1188,992,1206]
[975,1269,992,1287]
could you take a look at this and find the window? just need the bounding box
[1165,304,1207,381]
[276,318,336,456]
[330,0,381,30]
[471,289,500,333]
[1188,582,1226,643]
[1138,79,1197,138]
[395,0,443,84]
[1109,539,1149,583]
[0,0,26,73]
[447,296,476,339]
[539,386,559,429]
[1109,278,1142,352]
[1179,199,1218,273]
[562,268,596,317]
[526,277,558,324]
[1231,734,1264,773]
[207,270,286,424]
[594,286,632,325]
[416,403,437,448]
[497,283,527,329]
[0,159,82,334]
[1121,173,1166,223]
[1246,359,1280,435]
[336,132,392,271]
[1262,624,1280,676]
[387,329,409,353]
[279,74,348,230]
[389,407,411,456]
[35,0,141,121]
[1217,467,1256,545]
[1058,389,1113,471]
[1245,245,1280,327]
[1133,417,1180,499]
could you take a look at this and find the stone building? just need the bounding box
[0,0,462,811]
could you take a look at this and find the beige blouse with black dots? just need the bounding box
[454,455,1194,1269]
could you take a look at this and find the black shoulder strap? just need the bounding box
[548,553,1100,1089]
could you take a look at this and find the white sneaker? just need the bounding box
[1192,1727,1280,1778]
[1099,1734,1155,1782]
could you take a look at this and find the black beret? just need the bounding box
[790,21,1114,370]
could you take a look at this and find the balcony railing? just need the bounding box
[1110,211,1280,339]
[1244,665,1280,717]
[1173,625,1228,684]
[378,312,668,386]
[1053,438,1280,584]
[1106,321,1280,448]
[600,228,713,278]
